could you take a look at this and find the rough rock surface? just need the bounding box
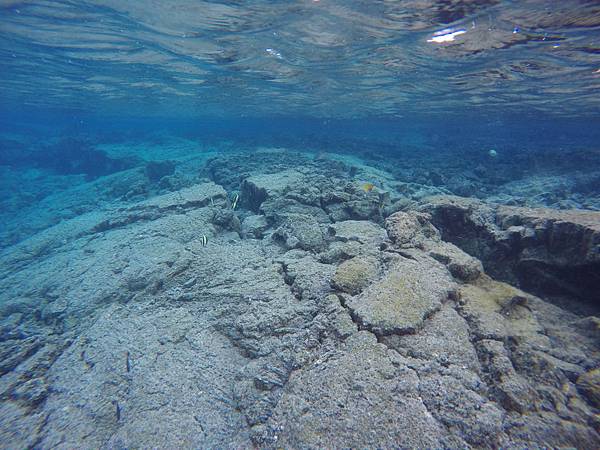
[241,214,269,239]
[268,332,455,448]
[273,213,325,251]
[422,195,600,309]
[385,210,484,281]
[346,253,455,335]
[331,255,379,295]
[1,150,599,449]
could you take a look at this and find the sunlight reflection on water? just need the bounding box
[0,0,598,117]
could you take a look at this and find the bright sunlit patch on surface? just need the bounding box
[265,48,283,59]
[427,28,467,43]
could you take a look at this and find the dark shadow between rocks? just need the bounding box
[422,196,600,316]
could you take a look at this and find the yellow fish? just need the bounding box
[362,182,375,193]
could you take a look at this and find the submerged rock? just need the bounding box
[268,332,454,448]
[2,148,600,450]
[346,253,455,336]
[241,169,304,212]
[385,210,483,282]
[241,214,269,239]
[427,241,484,282]
[144,160,175,182]
[331,255,379,295]
[273,213,325,251]
[385,210,440,248]
[577,369,600,408]
[422,195,600,308]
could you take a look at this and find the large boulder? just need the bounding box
[385,210,484,282]
[240,170,304,212]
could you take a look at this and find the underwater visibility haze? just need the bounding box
[1,1,600,448]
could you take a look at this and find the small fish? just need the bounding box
[362,182,375,193]
[488,149,498,158]
[231,193,239,210]
[200,235,208,247]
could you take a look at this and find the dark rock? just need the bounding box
[38,138,138,179]
[577,369,600,407]
[422,195,600,308]
[145,160,175,182]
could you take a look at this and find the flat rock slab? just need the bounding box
[40,304,251,449]
[138,182,226,210]
[347,253,455,335]
[328,220,387,245]
[384,303,481,372]
[268,332,451,448]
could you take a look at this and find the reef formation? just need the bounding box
[0,145,599,448]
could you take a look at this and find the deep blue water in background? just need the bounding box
[3,108,600,153]
[1,0,599,239]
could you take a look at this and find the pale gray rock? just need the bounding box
[384,303,480,373]
[385,210,440,248]
[266,332,455,449]
[428,240,484,281]
[2,152,600,450]
[328,219,388,246]
[241,169,304,212]
[273,213,325,251]
[241,214,269,238]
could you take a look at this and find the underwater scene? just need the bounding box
[1,1,600,448]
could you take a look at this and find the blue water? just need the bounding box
[1,1,600,448]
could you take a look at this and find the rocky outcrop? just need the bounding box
[241,214,269,239]
[273,213,325,251]
[2,152,600,450]
[385,210,484,282]
[421,195,600,309]
[267,332,459,448]
[241,169,305,213]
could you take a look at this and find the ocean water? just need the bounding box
[1,1,600,448]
